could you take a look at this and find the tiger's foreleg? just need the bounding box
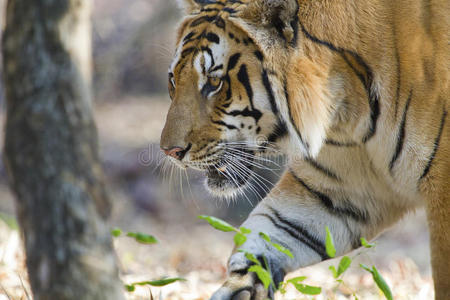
[421,124,450,300]
[426,190,450,300]
[210,171,380,300]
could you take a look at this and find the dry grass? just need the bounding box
[0,216,435,300]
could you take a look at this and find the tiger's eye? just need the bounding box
[202,76,223,98]
[208,76,221,87]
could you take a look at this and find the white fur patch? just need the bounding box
[193,52,207,90]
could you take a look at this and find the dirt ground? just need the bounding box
[0,97,435,299]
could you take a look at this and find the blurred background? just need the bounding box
[0,0,434,299]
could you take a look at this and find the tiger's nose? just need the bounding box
[161,145,190,160]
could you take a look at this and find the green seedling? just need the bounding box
[125,277,186,292]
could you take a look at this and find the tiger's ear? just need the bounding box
[176,0,217,14]
[236,0,298,43]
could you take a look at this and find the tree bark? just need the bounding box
[2,0,124,299]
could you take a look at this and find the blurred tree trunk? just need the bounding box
[2,0,124,299]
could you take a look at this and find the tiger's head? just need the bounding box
[161,0,336,197]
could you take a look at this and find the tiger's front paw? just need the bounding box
[210,251,285,300]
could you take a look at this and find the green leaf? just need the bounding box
[198,215,237,232]
[234,232,247,247]
[241,251,261,266]
[278,281,287,295]
[258,232,294,258]
[259,232,271,242]
[336,256,352,277]
[248,265,272,290]
[360,237,375,248]
[287,276,320,295]
[125,278,186,291]
[272,243,294,258]
[111,227,122,237]
[359,263,372,272]
[287,276,307,284]
[329,265,338,278]
[125,284,135,292]
[240,227,251,234]
[371,266,393,300]
[325,226,336,258]
[138,278,186,287]
[290,282,322,295]
[359,265,393,300]
[126,232,158,244]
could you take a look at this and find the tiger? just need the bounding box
[160,0,450,299]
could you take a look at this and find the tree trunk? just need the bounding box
[2,0,125,299]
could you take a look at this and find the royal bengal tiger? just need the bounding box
[160,0,449,298]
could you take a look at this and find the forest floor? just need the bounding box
[0,97,435,299]
[0,208,436,300]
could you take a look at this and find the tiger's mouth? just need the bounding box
[204,155,254,197]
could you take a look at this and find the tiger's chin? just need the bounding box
[204,164,252,198]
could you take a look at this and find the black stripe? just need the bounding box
[218,106,262,122]
[290,15,299,47]
[284,83,310,152]
[201,46,215,67]
[182,31,196,44]
[272,15,285,41]
[362,89,380,143]
[300,24,379,143]
[194,0,216,4]
[254,50,264,61]
[213,16,226,29]
[190,15,226,29]
[420,109,447,180]
[205,32,220,44]
[177,61,187,74]
[200,7,220,13]
[211,119,238,130]
[227,53,241,71]
[237,65,255,109]
[305,157,341,181]
[325,139,357,147]
[267,121,288,143]
[210,64,223,72]
[223,7,236,14]
[181,47,195,58]
[254,211,329,260]
[262,70,279,115]
[289,169,368,222]
[389,90,413,171]
[224,74,232,100]
[190,15,216,27]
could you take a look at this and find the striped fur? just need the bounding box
[160,0,450,299]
